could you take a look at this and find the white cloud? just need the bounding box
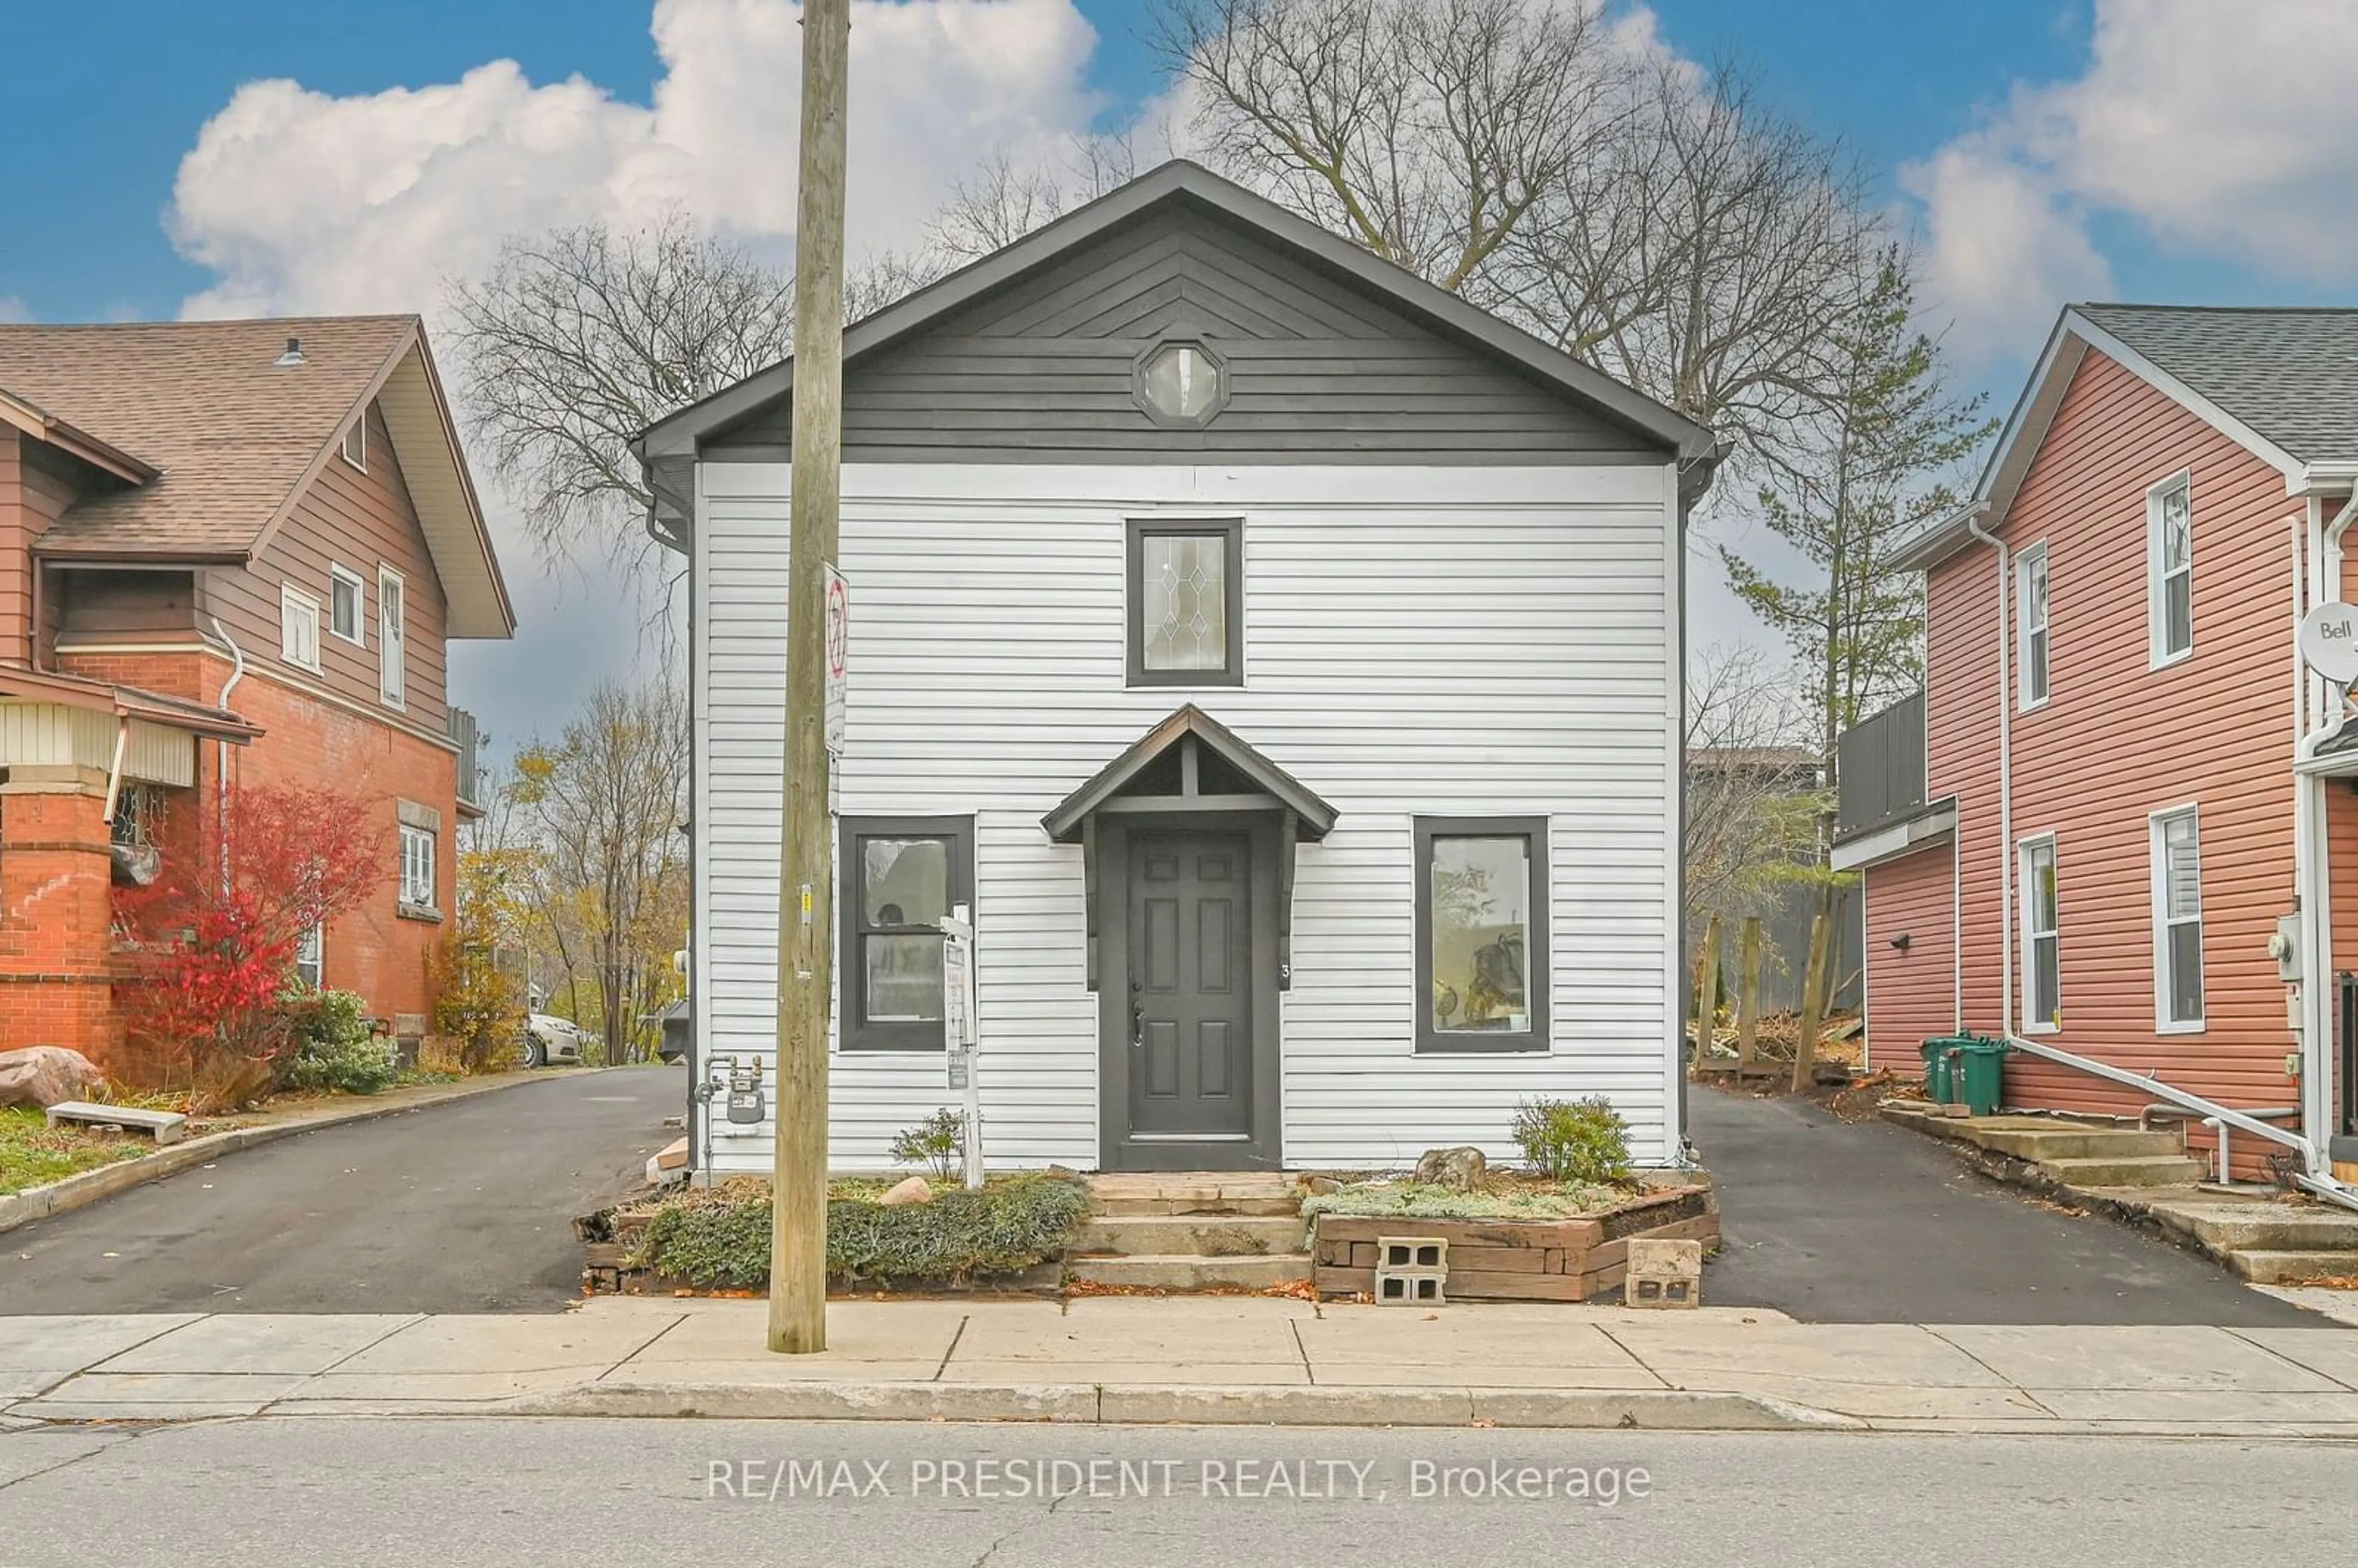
[168,0,1107,319]
[1906,0,2358,362]
[0,297,28,324]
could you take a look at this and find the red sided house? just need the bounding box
[1839,305,2358,1200]
[0,316,513,1073]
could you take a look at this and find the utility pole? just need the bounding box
[768,0,849,1355]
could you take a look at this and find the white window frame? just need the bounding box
[328,562,365,646]
[2149,804,2205,1033]
[2147,471,2192,667]
[294,924,324,989]
[378,564,407,708]
[280,582,322,672]
[2018,833,2061,1035]
[399,823,435,910]
[340,409,367,472]
[2015,541,2050,711]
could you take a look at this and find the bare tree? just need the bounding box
[927,138,1143,263]
[1684,642,1821,931]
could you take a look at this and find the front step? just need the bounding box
[1087,1175,1305,1218]
[2036,1154,2209,1188]
[1966,1126,2189,1161]
[1066,1252,1313,1291]
[2227,1249,2358,1285]
[2148,1200,2358,1256]
[1073,1214,1305,1257]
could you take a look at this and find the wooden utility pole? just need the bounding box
[769,0,850,1355]
[1789,911,1832,1094]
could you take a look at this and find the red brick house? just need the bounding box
[1839,305,2358,1198]
[0,316,513,1073]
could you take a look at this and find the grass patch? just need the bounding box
[0,1106,150,1197]
[631,1173,1091,1290]
[1302,1176,1633,1222]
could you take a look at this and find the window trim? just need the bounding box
[1414,815,1551,1055]
[398,821,437,912]
[2147,470,2193,668]
[1125,516,1245,689]
[2015,541,2050,712]
[378,564,407,708]
[280,581,322,672]
[328,562,366,646]
[294,923,325,989]
[836,815,975,1053]
[2149,803,2206,1034]
[1130,338,1232,430]
[340,411,367,472]
[2018,833,2061,1035]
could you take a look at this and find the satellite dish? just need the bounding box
[2299,602,2358,685]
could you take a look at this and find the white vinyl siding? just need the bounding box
[693,462,1679,1174]
[2148,473,2192,665]
[2015,543,2049,710]
[2020,835,2060,1033]
[2150,805,2204,1031]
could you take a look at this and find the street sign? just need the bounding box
[823,564,849,756]
[941,903,981,1187]
[2300,601,2358,685]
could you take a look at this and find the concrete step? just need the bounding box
[2147,1200,2358,1256]
[2037,1154,2209,1188]
[1963,1126,2187,1161]
[2226,1249,2358,1285]
[1064,1252,1314,1291]
[1073,1215,1306,1257]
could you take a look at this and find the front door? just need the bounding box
[1127,830,1253,1143]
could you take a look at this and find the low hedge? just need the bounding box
[631,1173,1090,1290]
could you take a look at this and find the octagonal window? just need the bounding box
[1137,341,1227,427]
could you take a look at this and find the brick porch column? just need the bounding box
[0,764,121,1068]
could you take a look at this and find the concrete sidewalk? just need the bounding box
[7,1298,2358,1437]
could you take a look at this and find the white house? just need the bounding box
[637,161,1720,1177]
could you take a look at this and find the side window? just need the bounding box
[2152,807,2204,1030]
[1126,518,1243,687]
[341,406,368,471]
[399,823,437,910]
[2020,836,2060,1032]
[2148,475,2192,664]
[329,564,365,645]
[838,817,973,1052]
[379,565,407,707]
[1415,817,1549,1054]
[2016,543,2049,709]
[281,583,321,672]
[294,925,324,989]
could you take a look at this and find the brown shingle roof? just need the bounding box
[0,315,418,557]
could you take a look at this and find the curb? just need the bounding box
[508,1381,1866,1431]
[0,1068,606,1238]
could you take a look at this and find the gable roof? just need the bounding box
[1041,703,1339,844]
[0,316,515,637]
[1894,303,2358,573]
[639,160,1719,469]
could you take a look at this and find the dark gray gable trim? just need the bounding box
[1041,703,1337,844]
[638,160,1715,463]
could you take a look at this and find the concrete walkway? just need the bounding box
[9,1297,2358,1436]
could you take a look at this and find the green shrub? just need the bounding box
[888,1108,968,1181]
[1510,1095,1632,1184]
[632,1172,1090,1290]
[278,989,400,1096]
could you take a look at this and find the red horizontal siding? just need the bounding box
[1862,842,1957,1077]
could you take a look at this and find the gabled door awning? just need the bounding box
[1041,704,1337,844]
[1045,705,1337,995]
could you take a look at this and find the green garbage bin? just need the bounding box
[1955,1037,2011,1117]
[1919,1037,1962,1103]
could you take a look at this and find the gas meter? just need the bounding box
[724,1057,766,1124]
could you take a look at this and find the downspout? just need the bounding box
[206,616,246,895]
[1964,512,2013,1038]
[2306,491,2358,1160]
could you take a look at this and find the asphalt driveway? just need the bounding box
[0,1066,678,1314]
[1687,1084,2324,1326]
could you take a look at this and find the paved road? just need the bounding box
[0,1067,678,1315]
[1688,1084,2318,1325]
[1,1417,2351,1566]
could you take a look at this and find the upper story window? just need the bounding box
[2148,473,2192,665]
[1132,340,1229,429]
[281,582,322,672]
[341,407,368,472]
[2016,543,2049,710]
[329,564,365,645]
[378,565,407,707]
[1415,817,1549,1054]
[1127,518,1243,687]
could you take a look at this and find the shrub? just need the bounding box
[278,989,400,1096]
[632,1173,1090,1290]
[888,1108,968,1181]
[1510,1095,1633,1185]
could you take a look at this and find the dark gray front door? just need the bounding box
[1127,830,1253,1141]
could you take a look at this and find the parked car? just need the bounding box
[520,1013,587,1068]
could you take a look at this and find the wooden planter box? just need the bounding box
[1311,1186,1719,1302]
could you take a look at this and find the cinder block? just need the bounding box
[1374,1234,1448,1306]
[1622,1237,1702,1310]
